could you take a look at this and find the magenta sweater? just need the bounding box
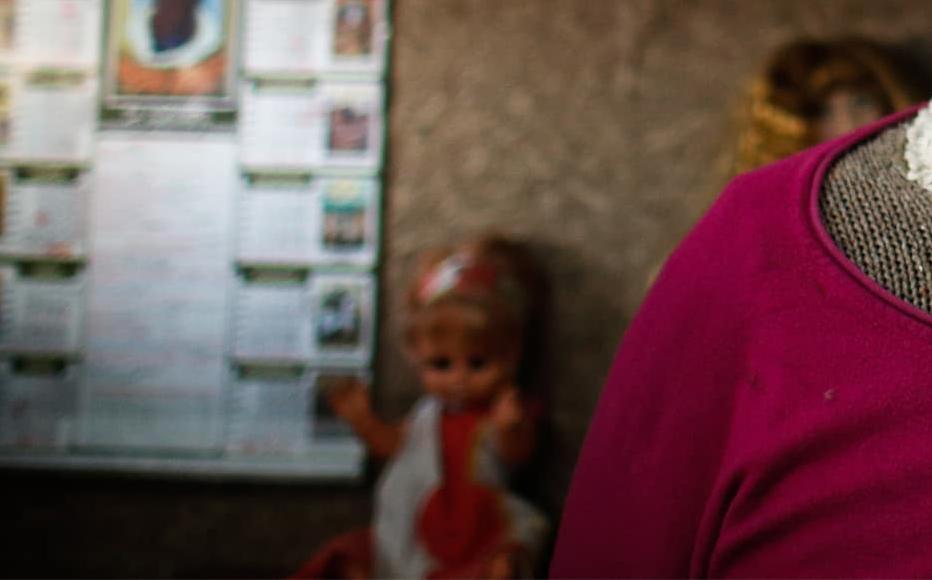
[551,106,932,578]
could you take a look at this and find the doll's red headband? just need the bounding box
[416,253,526,316]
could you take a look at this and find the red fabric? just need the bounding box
[418,409,506,577]
[551,105,932,578]
[291,528,373,579]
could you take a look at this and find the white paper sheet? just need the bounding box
[238,80,323,169]
[233,278,313,361]
[237,180,318,265]
[14,0,101,69]
[225,372,315,455]
[78,134,236,451]
[244,0,328,76]
[1,272,84,354]
[0,360,78,450]
[244,0,387,77]
[239,80,382,171]
[7,73,96,162]
[0,170,86,257]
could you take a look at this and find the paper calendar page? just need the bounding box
[0,360,78,450]
[233,274,314,362]
[78,134,236,452]
[1,272,84,354]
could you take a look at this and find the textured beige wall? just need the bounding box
[6,2,932,576]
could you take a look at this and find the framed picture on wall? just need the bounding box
[102,0,239,127]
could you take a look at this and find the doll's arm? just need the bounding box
[490,387,537,466]
[326,379,405,460]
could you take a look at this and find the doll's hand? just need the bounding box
[326,378,404,460]
[484,544,529,579]
[325,378,373,427]
[491,387,524,431]
[490,387,536,465]
[486,550,514,580]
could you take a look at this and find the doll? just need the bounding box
[294,235,549,579]
[731,37,921,176]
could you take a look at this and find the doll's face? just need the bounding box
[815,88,885,142]
[409,307,516,411]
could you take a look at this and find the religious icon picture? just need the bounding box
[332,0,373,58]
[104,0,238,110]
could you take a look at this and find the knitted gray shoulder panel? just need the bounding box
[820,123,932,314]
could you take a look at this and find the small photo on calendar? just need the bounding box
[327,102,371,154]
[332,0,374,58]
[321,83,382,168]
[315,178,379,268]
[322,180,368,251]
[315,285,362,349]
[309,273,374,365]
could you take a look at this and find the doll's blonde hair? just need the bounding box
[732,37,920,176]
